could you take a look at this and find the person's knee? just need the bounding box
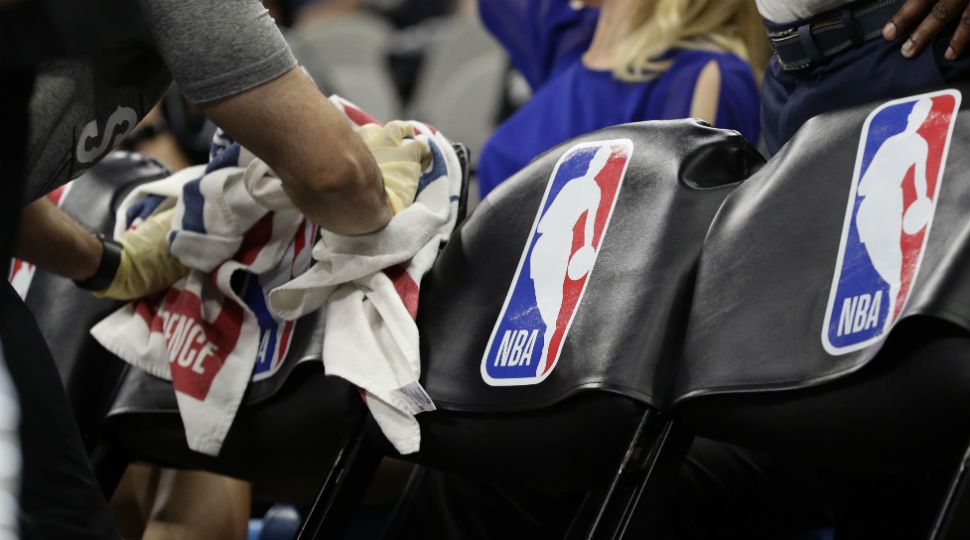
[145,470,250,540]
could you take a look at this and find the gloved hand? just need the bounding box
[95,208,191,300]
[357,121,432,214]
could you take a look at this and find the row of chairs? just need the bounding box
[25,84,970,538]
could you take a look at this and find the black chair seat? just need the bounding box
[679,317,970,472]
[405,394,646,490]
[110,363,354,501]
[104,307,358,499]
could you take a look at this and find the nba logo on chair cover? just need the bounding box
[481,139,633,386]
[822,89,961,355]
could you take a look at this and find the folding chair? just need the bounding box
[665,85,970,539]
[299,120,764,539]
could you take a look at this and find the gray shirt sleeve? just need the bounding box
[25,0,298,199]
[140,0,298,103]
[26,58,170,201]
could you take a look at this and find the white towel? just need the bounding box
[113,164,205,236]
[92,96,461,455]
[267,110,462,454]
[91,134,314,455]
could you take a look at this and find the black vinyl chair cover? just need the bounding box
[23,152,170,452]
[405,120,763,488]
[674,85,970,471]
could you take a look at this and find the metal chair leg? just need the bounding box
[378,464,429,539]
[297,404,383,540]
[583,411,693,540]
[929,440,970,540]
[562,491,607,540]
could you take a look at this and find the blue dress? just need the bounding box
[477,0,762,198]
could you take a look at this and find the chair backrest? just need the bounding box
[23,152,170,451]
[675,85,970,406]
[417,120,763,414]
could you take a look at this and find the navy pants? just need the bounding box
[762,18,970,155]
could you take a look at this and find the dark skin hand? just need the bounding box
[884,0,970,59]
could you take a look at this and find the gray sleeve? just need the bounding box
[140,0,298,103]
[26,58,170,201]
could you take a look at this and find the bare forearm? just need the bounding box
[200,67,391,235]
[15,198,101,281]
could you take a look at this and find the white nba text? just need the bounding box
[493,329,539,367]
[835,291,883,337]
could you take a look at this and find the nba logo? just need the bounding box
[822,89,961,355]
[481,139,633,386]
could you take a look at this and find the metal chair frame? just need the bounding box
[295,408,693,540]
[929,439,970,540]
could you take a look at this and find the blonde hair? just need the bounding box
[612,0,770,83]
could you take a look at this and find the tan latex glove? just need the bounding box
[357,121,432,214]
[95,208,191,300]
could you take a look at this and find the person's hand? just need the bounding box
[357,121,432,214]
[96,208,191,300]
[884,0,970,59]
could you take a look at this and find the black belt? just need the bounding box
[768,0,903,71]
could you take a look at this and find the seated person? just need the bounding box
[759,0,970,154]
[747,1,970,537]
[476,0,768,197]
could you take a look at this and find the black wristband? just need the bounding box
[74,234,123,292]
